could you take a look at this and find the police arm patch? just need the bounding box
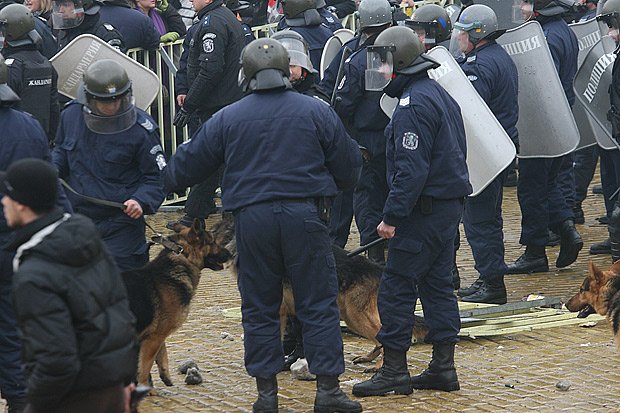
[156,153,167,170]
[203,38,214,53]
[402,132,418,150]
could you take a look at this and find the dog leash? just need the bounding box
[59,179,184,254]
[347,238,385,258]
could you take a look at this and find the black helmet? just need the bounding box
[239,38,291,92]
[365,26,439,90]
[525,0,574,17]
[78,59,136,134]
[271,30,314,72]
[225,0,250,13]
[406,4,452,50]
[0,4,38,47]
[0,55,20,105]
[281,0,321,26]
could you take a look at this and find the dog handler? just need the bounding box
[352,26,472,397]
[164,38,363,413]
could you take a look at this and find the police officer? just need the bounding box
[0,0,58,59]
[333,0,391,264]
[277,0,333,71]
[52,0,125,52]
[164,38,363,413]
[52,59,166,272]
[598,0,620,262]
[170,0,245,230]
[448,5,518,305]
[0,55,66,413]
[0,4,59,144]
[507,0,582,274]
[99,0,160,50]
[406,3,452,50]
[352,26,471,397]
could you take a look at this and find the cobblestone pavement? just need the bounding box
[137,173,620,413]
[4,174,619,412]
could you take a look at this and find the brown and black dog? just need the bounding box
[211,214,427,366]
[566,260,620,350]
[122,220,231,386]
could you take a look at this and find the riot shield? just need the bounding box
[571,18,604,149]
[380,46,517,197]
[333,28,354,44]
[574,35,618,150]
[50,34,160,110]
[472,0,522,30]
[496,21,580,158]
[320,35,344,79]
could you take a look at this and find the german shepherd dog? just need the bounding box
[211,214,427,366]
[566,260,620,351]
[122,220,232,386]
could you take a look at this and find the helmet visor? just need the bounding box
[598,12,620,38]
[448,28,471,60]
[365,45,395,91]
[406,21,439,50]
[83,93,137,134]
[52,0,84,29]
[278,38,314,72]
[514,0,531,23]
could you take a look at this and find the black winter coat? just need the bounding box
[7,210,137,411]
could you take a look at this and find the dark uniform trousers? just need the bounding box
[574,146,598,207]
[235,199,345,377]
[0,249,27,402]
[599,148,620,218]
[556,152,576,213]
[463,170,508,282]
[329,188,353,247]
[92,213,148,272]
[517,155,573,246]
[376,198,463,350]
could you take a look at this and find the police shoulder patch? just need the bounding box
[402,132,418,150]
[103,23,115,31]
[203,15,211,26]
[467,75,478,81]
[203,38,214,53]
[149,144,164,155]
[4,58,13,65]
[399,95,410,106]
[139,117,155,132]
[466,55,476,63]
[155,153,167,170]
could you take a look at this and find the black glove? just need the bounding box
[173,107,192,128]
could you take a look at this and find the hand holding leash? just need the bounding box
[377,221,395,239]
[124,199,143,219]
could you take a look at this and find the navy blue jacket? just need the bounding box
[335,42,389,155]
[52,103,166,218]
[174,22,197,95]
[163,88,362,210]
[277,8,342,33]
[458,41,519,146]
[0,109,53,238]
[383,74,472,226]
[99,4,161,50]
[280,25,333,72]
[541,16,578,106]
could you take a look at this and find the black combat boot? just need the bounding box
[573,204,585,225]
[506,245,548,274]
[460,278,507,305]
[546,229,560,247]
[556,219,583,268]
[352,348,413,397]
[590,238,611,255]
[367,243,385,265]
[6,397,27,413]
[314,375,362,413]
[457,277,483,297]
[411,342,460,392]
[253,376,278,413]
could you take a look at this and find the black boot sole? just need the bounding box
[411,381,460,392]
[505,264,549,275]
[352,383,413,397]
[556,241,583,268]
[460,295,507,305]
[314,404,363,413]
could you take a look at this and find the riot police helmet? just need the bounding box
[0,4,39,47]
[406,4,452,50]
[225,0,250,13]
[78,59,137,134]
[365,26,439,91]
[0,55,20,105]
[281,0,321,26]
[599,0,620,34]
[450,4,503,58]
[519,0,574,20]
[239,38,292,92]
[271,30,315,73]
[358,0,392,32]
[51,0,99,29]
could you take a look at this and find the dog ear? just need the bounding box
[611,259,620,276]
[589,261,606,284]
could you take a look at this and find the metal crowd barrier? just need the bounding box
[126,0,452,205]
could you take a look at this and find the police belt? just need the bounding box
[412,196,464,215]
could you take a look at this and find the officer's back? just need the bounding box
[99,0,160,50]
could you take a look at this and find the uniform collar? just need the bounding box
[3,208,65,252]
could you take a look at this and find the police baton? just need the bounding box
[330,46,352,107]
[347,237,385,258]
